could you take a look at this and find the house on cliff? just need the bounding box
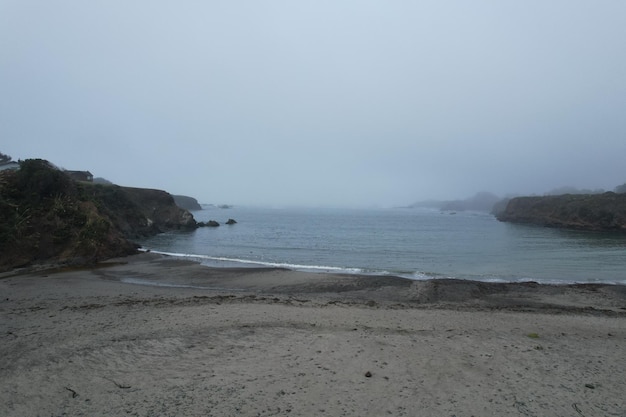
[0,161,19,171]
[66,170,93,182]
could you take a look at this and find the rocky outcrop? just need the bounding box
[197,219,237,227]
[496,193,626,232]
[490,198,511,217]
[91,185,197,238]
[198,220,220,227]
[0,159,197,271]
[173,195,202,211]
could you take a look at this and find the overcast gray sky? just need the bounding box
[2,1,625,207]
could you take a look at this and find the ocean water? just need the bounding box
[138,206,626,285]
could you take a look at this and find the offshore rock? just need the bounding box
[496,192,626,232]
[198,220,220,227]
[226,218,237,225]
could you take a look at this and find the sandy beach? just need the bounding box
[1,252,625,416]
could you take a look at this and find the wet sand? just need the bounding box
[1,252,625,416]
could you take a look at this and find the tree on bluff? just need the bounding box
[13,159,75,205]
[0,152,12,164]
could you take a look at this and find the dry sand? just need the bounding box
[1,252,625,416]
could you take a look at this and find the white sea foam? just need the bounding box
[142,249,364,274]
[146,249,470,283]
[408,271,440,281]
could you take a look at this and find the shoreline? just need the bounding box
[3,251,626,314]
[2,252,625,416]
[138,247,626,287]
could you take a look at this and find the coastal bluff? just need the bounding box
[0,159,196,271]
[496,192,626,232]
[173,194,202,211]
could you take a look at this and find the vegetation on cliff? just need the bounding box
[0,159,196,271]
[496,193,626,232]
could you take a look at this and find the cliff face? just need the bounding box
[85,185,197,239]
[0,159,196,271]
[172,195,202,211]
[496,193,626,232]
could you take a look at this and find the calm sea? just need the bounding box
[138,206,626,285]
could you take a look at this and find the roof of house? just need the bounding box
[0,161,19,171]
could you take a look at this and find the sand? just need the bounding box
[1,252,625,416]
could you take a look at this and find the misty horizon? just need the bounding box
[2,2,625,207]
[3,150,622,210]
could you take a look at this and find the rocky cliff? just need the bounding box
[83,185,197,238]
[496,193,626,232]
[173,194,202,211]
[0,159,197,271]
